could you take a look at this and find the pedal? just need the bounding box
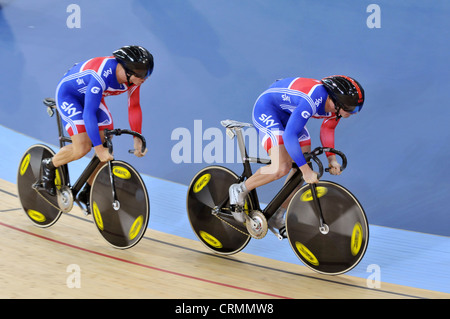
[230,205,246,223]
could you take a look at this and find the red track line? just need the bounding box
[0,221,292,299]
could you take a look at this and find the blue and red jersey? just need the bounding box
[252,77,339,167]
[55,56,142,147]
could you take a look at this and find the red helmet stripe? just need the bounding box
[338,75,364,104]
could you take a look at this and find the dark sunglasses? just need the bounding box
[126,68,151,80]
[335,100,360,114]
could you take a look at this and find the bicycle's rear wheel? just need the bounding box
[286,181,369,275]
[187,166,252,255]
[17,144,67,227]
[90,160,149,249]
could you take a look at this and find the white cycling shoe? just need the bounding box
[228,182,249,223]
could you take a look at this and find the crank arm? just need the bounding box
[268,225,284,240]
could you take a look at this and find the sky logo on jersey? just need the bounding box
[314,97,322,107]
[258,114,279,128]
[60,101,82,117]
[103,68,112,78]
[281,93,291,103]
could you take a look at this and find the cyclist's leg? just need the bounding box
[52,98,112,168]
[278,133,312,209]
[37,132,91,196]
[76,123,113,209]
[258,127,312,236]
[245,144,293,191]
[229,96,292,208]
[83,101,113,176]
[268,141,311,237]
[50,98,112,199]
[52,133,92,166]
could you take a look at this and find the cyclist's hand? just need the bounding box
[133,137,148,157]
[328,158,342,175]
[94,145,114,162]
[300,164,319,184]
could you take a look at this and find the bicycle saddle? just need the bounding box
[220,119,253,129]
[43,98,56,108]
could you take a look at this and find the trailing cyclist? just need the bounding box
[228,75,365,238]
[37,45,154,209]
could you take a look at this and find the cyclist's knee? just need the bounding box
[261,161,291,180]
[273,162,291,179]
[72,141,92,159]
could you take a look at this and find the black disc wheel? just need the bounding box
[187,166,253,255]
[90,160,149,249]
[17,144,67,227]
[286,181,369,275]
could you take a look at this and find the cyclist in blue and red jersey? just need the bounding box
[38,45,154,204]
[229,75,365,238]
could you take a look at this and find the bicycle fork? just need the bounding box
[108,161,120,210]
[310,184,329,235]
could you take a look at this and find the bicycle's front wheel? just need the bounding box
[286,181,369,275]
[90,160,149,249]
[17,144,67,227]
[186,166,252,255]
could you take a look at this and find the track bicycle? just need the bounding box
[186,120,369,275]
[17,98,150,249]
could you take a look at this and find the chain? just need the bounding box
[33,187,62,211]
[212,208,250,237]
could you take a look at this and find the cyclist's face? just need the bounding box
[130,75,147,86]
[338,108,354,118]
[327,98,356,118]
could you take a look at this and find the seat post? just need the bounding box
[234,128,248,162]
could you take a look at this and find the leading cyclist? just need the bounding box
[229,75,365,238]
[37,45,154,207]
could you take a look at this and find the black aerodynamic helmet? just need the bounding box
[321,75,365,114]
[113,45,154,79]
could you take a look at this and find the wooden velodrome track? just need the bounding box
[0,178,448,300]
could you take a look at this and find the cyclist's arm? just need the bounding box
[127,85,142,134]
[320,118,341,174]
[320,117,339,157]
[127,85,147,156]
[284,102,312,168]
[83,84,104,147]
[284,100,319,183]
